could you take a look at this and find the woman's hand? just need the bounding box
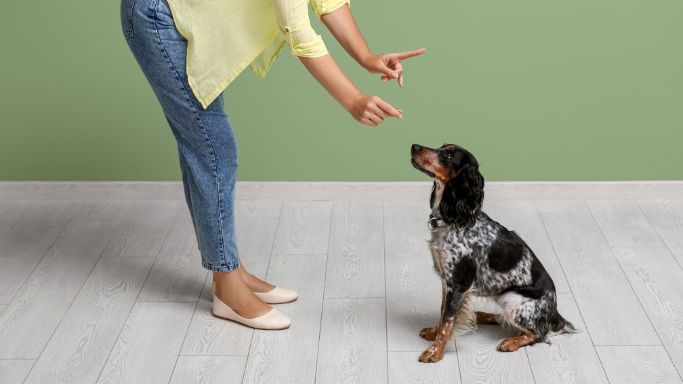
[299,55,402,128]
[319,6,426,87]
[346,94,403,127]
[362,48,426,87]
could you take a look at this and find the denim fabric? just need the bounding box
[120,0,240,272]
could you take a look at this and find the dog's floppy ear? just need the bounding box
[429,181,437,209]
[439,163,484,226]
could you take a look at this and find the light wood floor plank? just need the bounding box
[0,201,78,303]
[388,352,461,384]
[639,200,683,267]
[484,200,571,294]
[0,360,35,384]
[236,201,282,219]
[234,200,282,279]
[272,201,332,254]
[613,246,683,377]
[242,253,326,384]
[525,293,608,384]
[179,274,253,356]
[25,258,154,384]
[456,326,535,384]
[0,202,9,217]
[100,201,180,258]
[71,201,131,221]
[537,200,659,345]
[325,201,385,298]
[0,219,121,359]
[587,200,663,246]
[169,356,247,384]
[97,301,195,384]
[234,213,280,280]
[384,201,453,352]
[596,346,682,384]
[316,298,387,384]
[138,209,206,302]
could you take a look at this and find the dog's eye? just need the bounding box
[444,152,454,159]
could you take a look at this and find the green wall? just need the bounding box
[1,1,681,181]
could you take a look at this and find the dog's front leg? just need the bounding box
[419,287,468,363]
[419,286,446,341]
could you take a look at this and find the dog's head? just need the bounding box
[411,143,484,226]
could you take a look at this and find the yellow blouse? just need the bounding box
[166,0,350,109]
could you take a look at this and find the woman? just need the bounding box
[120,0,424,329]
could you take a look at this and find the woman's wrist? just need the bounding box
[359,53,378,71]
[341,91,365,113]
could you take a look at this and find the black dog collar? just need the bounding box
[428,213,448,232]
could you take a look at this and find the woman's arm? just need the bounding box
[317,5,372,70]
[320,4,425,87]
[271,0,402,127]
[299,55,402,127]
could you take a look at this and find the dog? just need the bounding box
[410,143,575,363]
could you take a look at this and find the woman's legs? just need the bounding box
[121,0,272,317]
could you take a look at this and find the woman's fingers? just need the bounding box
[395,48,426,61]
[380,61,405,86]
[369,104,388,119]
[351,95,402,127]
[363,106,384,126]
[380,62,399,79]
[394,62,404,87]
[367,114,383,125]
[376,98,402,119]
[360,117,377,127]
[359,110,388,127]
[374,49,424,86]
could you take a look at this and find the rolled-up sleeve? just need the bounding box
[310,0,350,19]
[272,0,328,57]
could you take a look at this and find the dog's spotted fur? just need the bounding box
[411,143,576,363]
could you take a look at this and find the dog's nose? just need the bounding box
[411,144,422,153]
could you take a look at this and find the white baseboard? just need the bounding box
[236,181,683,200]
[0,181,681,201]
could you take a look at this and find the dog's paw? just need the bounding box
[419,327,437,341]
[497,338,521,352]
[419,345,444,363]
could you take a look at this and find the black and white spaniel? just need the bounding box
[410,143,575,363]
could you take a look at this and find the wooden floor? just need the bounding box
[1,185,683,383]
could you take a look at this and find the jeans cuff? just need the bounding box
[202,260,240,272]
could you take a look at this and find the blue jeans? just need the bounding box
[120,0,240,272]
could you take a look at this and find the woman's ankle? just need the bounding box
[240,271,275,293]
[213,274,271,318]
[213,267,275,294]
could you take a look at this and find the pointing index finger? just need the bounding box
[396,48,426,61]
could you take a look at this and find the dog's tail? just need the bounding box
[550,312,578,335]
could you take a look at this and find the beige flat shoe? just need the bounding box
[212,281,299,304]
[212,295,291,330]
[254,287,299,304]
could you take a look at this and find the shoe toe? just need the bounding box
[256,287,299,304]
[276,287,299,302]
[270,308,292,329]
